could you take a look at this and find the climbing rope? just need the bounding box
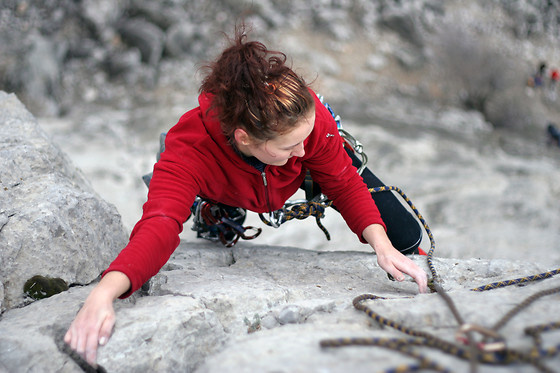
[318,185,560,373]
[321,292,559,373]
[470,268,560,292]
[368,185,440,283]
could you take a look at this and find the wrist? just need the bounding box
[362,224,392,254]
[93,271,131,302]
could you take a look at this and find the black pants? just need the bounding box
[303,150,423,255]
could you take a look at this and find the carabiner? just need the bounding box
[455,323,506,352]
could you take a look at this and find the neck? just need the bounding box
[233,140,253,157]
[231,139,254,158]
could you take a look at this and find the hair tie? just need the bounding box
[264,81,276,94]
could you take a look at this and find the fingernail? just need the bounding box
[99,337,107,346]
[397,277,404,281]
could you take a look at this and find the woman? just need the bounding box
[65,26,428,365]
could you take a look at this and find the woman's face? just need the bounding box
[237,110,316,166]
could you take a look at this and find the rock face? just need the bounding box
[0,92,127,311]
[1,242,559,373]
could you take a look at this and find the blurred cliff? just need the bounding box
[1,0,560,132]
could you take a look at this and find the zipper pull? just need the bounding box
[261,171,267,186]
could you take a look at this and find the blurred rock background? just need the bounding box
[1,0,559,260]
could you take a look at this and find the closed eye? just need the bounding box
[281,142,301,151]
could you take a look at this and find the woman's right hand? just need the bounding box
[64,271,130,366]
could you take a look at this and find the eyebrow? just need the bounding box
[281,141,302,150]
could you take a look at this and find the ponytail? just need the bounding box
[200,25,314,141]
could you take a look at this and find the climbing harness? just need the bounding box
[319,183,560,373]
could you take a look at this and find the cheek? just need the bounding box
[263,143,285,158]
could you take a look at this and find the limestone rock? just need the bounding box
[0,92,127,310]
[0,242,558,373]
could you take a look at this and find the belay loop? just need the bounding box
[191,197,262,247]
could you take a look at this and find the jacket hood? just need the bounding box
[197,92,255,172]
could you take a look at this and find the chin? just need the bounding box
[265,157,291,167]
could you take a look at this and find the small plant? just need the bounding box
[23,275,69,300]
[243,314,262,334]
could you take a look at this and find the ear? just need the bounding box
[234,128,251,146]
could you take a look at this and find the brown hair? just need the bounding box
[200,25,314,142]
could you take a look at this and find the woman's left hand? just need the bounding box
[363,224,428,293]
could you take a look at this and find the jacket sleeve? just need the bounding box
[303,95,385,242]
[103,119,202,298]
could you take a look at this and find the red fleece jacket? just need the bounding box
[106,91,384,297]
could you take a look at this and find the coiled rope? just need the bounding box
[321,292,559,373]
[259,198,334,240]
[318,185,560,373]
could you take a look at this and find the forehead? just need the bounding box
[272,111,315,145]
